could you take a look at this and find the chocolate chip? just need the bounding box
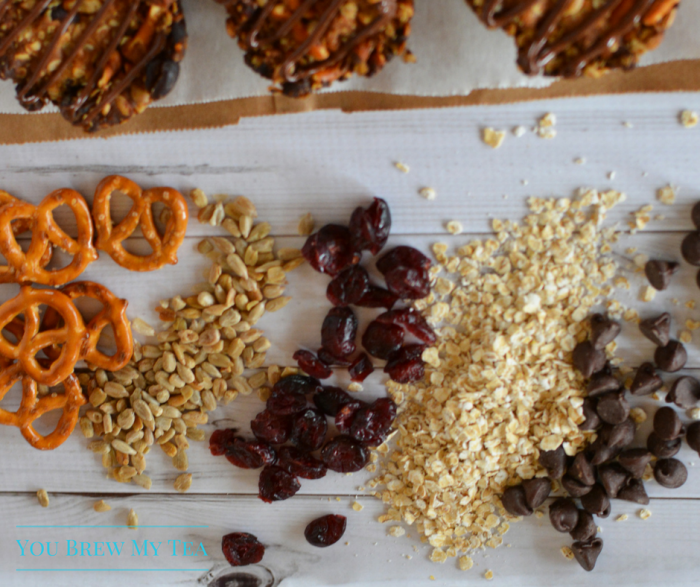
[567,453,596,486]
[569,510,597,543]
[647,431,682,459]
[572,341,606,378]
[539,445,566,479]
[587,372,620,397]
[687,421,700,455]
[618,448,652,479]
[606,419,636,449]
[654,458,688,489]
[617,478,649,505]
[580,484,610,518]
[501,485,532,517]
[598,463,630,498]
[667,376,700,409]
[561,474,593,497]
[639,313,671,347]
[590,441,618,466]
[589,314,621,350]
[522,477,551,509]
[681,231,700,266]
[655,340,687,372]
[692,201,700,229]
[654,406,684,440]
[579,398,601,431]
[572,538,603,572]
[644,260,679,291]
[630,362,663,396]
[595,391,630,425]
[549,498,579,533]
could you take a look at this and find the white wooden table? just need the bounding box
[1,93,700,586]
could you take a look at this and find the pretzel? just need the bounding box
[0,286,86,386]
[93,175,188,272]
[0,188,98,285]
[42,281,133,372]
[0,362,85,450]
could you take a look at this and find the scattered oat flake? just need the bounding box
[615,514,628,522]
[561,546,575,560]
[657,185,677,205]
[389,526,406,537]
[623,121,634,128]
[484,570,494,581]
[352,501,364,512]
[686,300,696,309]
[608,171,617,180]
[482,128,506,149]
[459,555,474,570]
[537,127,557,139]
[641,286,656,302]
[446,221,463,235]
[36,489,49,508]
[574,157,586,165]
[680,330,693,344]
[298,212,314,236]
[638,509,652,520]
[348,382,363,393]
[539,113,556,127]
[93,500,111,512]
[689,407,700,420]
[420,187,437,200]
[633,254,648,268]
[630,407,647,425]
[512,126,527,137]
[127,509,138,529]
[680,110,699,128]
[395,161,410,173]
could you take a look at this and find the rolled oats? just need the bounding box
[127,508,138,529]
[93,500,111,512]
[36,489,49,508]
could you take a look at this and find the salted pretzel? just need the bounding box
[0,188,98,286]
[93,175,188,272]
[42,281,133,372]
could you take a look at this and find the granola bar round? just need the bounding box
[465,0,680,78]
[0,0,187,132]
[215,0,414,97]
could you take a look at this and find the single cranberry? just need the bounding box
[384,266,430,299]
[362,321,404,360]
[376,246,431,274]
[251,410,292,445]
[356,286,399,310]
[290,408,329,451]
[326,265,370,307]
[209,428,237,456]
[384,344,427,383]
[313,386,354,416]
[277,446,328,479]
[221,532,265,566]
[350,398,397,446]
[266,389,308,416]
[304,514,348,547]
[273,374,323,396]
[317,347,353,367]
[349,197,391,255]
[321,307,358,358]
[321,436,369,473]
[293,349,333,379]
[258,465,301,503]
[348,353,374,382]
[302,224,360,276]
[225,438,277,469]
[335,400,365,433]
[377,308,437,344]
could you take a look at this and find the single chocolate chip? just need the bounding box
[580,484,610,518]
[617,478,649,505]
[654,458,688,489]
[539,445,567,479]
[647,431,682,459]
[606,419,636,449]
[572,341,606,379]
[549,498,579,533]
[681,231,700,266]
[639,313,671,347]
[570,510,597,543]
[655,340,687,372]
[692,201,700,229]
[644,260,679,291]
[618,448,652,479]
[654,406,684,440]
[568,453,596,486]
[687,421,700,454]
[501,485,532,517]
[596,391,630,425]
[630,362,663,396]
[572,538,603,572]
[587,373,620,397]
[522,477,551,510]
[598,463,630,498]
[589,314,621,350]
[667,376,700,409]
[579,398,601,431]
[590,441,618,466]
[561,475,593,498]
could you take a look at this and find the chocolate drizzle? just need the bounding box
[481,0,661,76]
[243,0,398,82]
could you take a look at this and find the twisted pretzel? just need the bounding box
[93,175,188,272]
[42,281,133,372]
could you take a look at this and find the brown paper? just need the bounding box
[1,59,699,146]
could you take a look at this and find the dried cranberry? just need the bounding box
[293,350,333,379]
[321,436,369,473]
[356,286,399,310]
[273,375,323,396]
[313,386,354,416]
[335,400,365,433]
[278,446,328,479]
[251,410,292,445]
[302,224,359,276]
[221,532,265,566]
[225,438,277,469]
[321,307,358,358]
[377,246,431,274]
[304,514,347,547]
[258,465,301,503]
[385,344,427,383]
[290,408,328,451]
[350,398,397,447]
[362,321,404,360]
[377,308,436,344]
[349,197,391,255]
[209,429,237,456]
[326,265,370,307]
[317,347,353,367]
[266,389,307,416]
[384,266,430,300]
[348,353,374,382]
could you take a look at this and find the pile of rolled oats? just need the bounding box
[371,189,627,566]
[78,193,303,491]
